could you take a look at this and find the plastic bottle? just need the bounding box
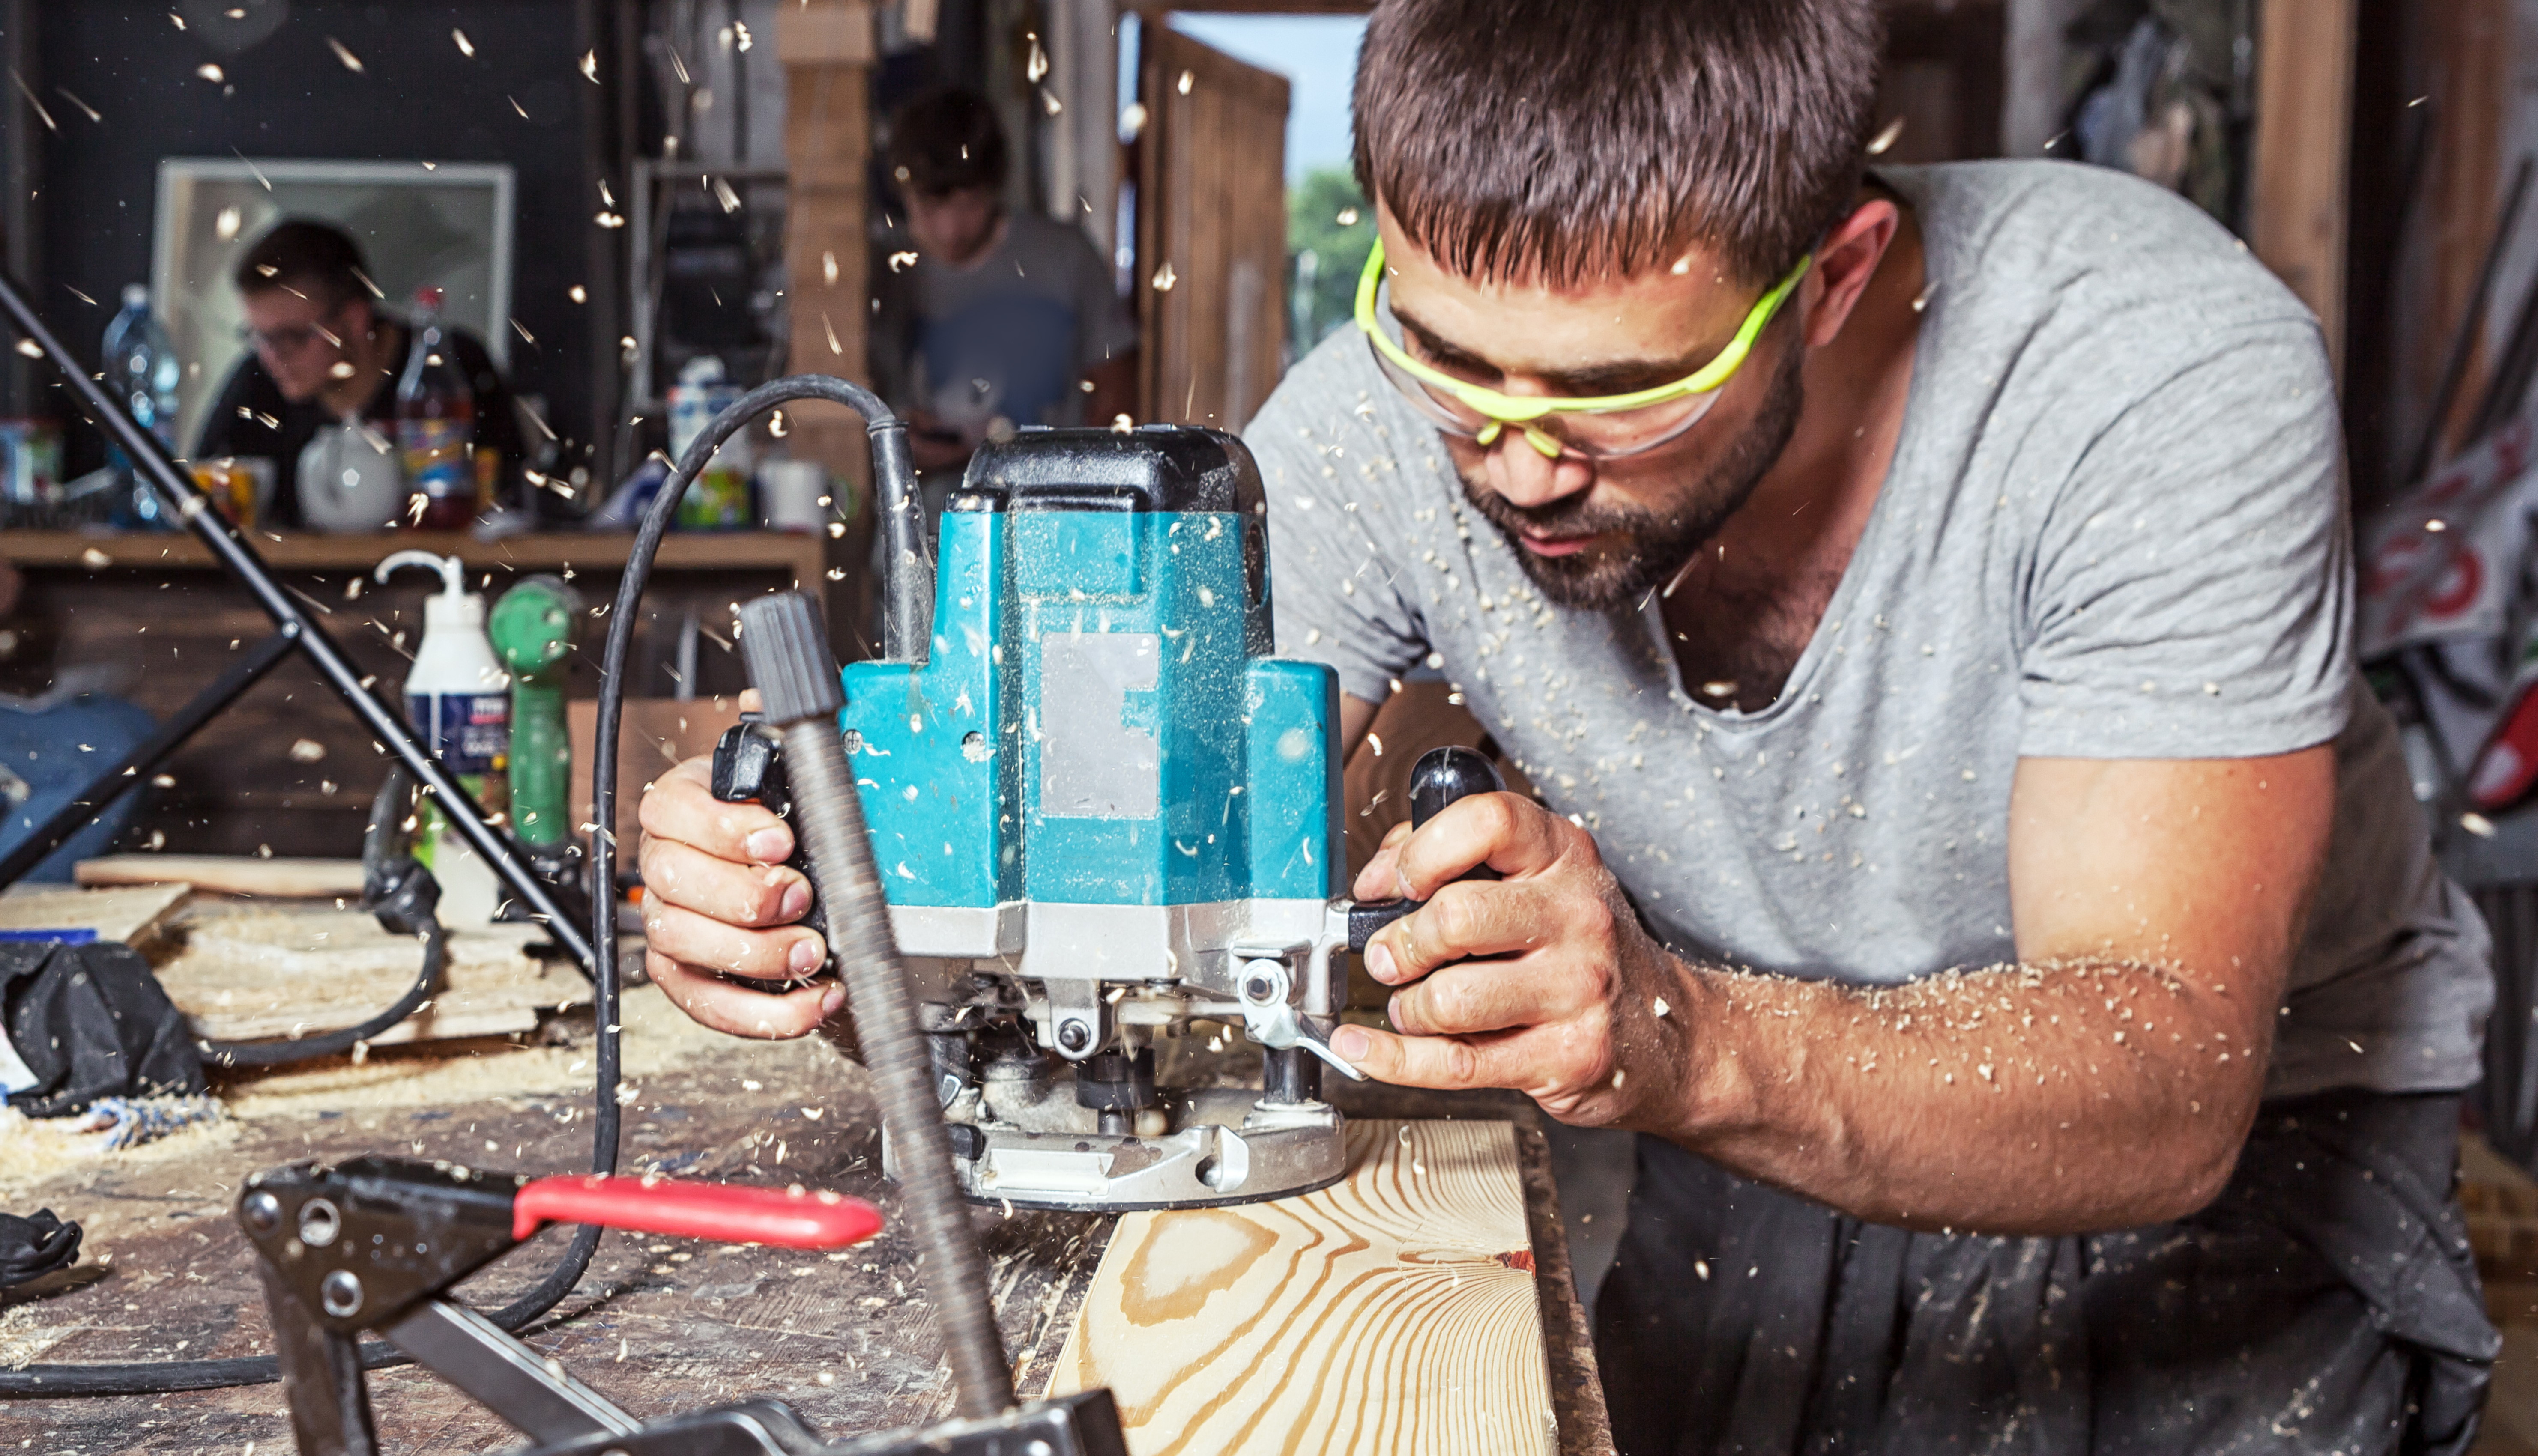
[395,287,477,531]
[102,284,182,528]
[376,549,509,925]
[667,355,753,528]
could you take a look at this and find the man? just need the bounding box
[635,3,2500,1450]
[196,220,523,528]
[870,87,1136,474]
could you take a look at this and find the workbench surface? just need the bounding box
[1,988,1611,1454]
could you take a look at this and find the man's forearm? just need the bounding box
[1658,956,2269,1235]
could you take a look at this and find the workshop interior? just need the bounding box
[4,0,2538,1453]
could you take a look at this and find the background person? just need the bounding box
[195,219,524,528]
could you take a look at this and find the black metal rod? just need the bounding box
[0,266,592,973]
[0,626,299,886]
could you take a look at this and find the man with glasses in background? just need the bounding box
[197,219,523,528]
[631,2,2499,1449]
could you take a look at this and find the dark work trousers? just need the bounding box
[1595,1090,2499,1455]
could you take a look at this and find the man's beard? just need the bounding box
[1458,338,1805,612]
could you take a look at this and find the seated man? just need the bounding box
[195,219,524,528]
[871,87,1137,475]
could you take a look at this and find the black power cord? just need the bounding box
[0,375,907,1400]
[197,769,448,1071]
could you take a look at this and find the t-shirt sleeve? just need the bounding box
[1247,361,1432,705]
[2016,322,2351,758]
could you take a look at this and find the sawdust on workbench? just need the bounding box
[0,1300,84,1368]
[0,1107,241,1213]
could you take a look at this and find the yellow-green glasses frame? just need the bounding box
[1353,239,1812,458]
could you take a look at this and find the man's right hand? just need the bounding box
[635,752,841,1040]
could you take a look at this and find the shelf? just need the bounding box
[0,529,832,581]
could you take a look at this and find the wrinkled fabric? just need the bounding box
[0,940,204,1117]
[1597,1091,2496,1455]
[0,1209,80,1288]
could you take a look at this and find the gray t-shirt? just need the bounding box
[1250,160,2492,1099]
[872,209,1136,433]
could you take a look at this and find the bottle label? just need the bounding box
[411,690,510,776]
[399,418,471,501]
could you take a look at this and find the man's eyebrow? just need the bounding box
[1391,300,1723,396]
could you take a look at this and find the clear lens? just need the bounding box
[1364,327,1723,460]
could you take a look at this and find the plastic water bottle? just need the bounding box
[102,284,181,527]
[396,287,477,530]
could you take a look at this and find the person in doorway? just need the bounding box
[196,219,524,528]
[871,87,1137,474]
[632,3,2500,1450]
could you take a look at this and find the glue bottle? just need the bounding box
[377,549,509,925]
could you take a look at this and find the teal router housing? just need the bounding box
[835,427,1343,986]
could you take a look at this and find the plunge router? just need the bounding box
[719,425,1498,1212]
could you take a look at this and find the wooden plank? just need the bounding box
[0,883,190,945]
[2249,0,2357,382]
[75,854,364,898]
[1136,27,1289,431]
[1049,1119,1556,1455]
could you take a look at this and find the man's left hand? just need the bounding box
[1333,792,1695,1128]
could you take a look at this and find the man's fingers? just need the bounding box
[1391,792,1569,898]
[1329,1022,1529,1089]
[646,952,839,1040]
[642,899,828,981]
[1386,954,1591,1037]
[1365,879,1571,987]
[639,755,794,865]
[641,837,809,928]
[1350,820,1418,900]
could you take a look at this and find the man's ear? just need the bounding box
[1799,198,1902,349]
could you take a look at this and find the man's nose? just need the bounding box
[1482,431,1594,510]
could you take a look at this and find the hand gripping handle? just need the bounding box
[1345,745,1507,951]
[511,1174,884,1248]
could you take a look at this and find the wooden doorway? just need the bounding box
[1133,25,1291,431]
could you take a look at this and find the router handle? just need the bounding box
[1345,746,1507,952]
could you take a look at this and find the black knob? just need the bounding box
[1347,746,1508,951]
[1408,746,1504,829]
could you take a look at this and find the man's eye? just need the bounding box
[1413,347,1498,386]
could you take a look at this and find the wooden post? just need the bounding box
[778,0,875,481]
[778,0,877,651]
[2249,0,2357,384]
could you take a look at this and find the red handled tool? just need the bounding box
[234,1156,1126,1456]
[509,1173,882,1247]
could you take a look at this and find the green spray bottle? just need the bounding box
[488,576,580,851]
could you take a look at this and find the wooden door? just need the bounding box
[1135,27,1290,431]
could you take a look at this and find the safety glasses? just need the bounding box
[1354,239,1810,459]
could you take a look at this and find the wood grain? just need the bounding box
[1050,1119,1556,1456]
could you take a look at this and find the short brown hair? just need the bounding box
[234,219,370,309]
[1352,0,1883,288]
[886,87,1008,197]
